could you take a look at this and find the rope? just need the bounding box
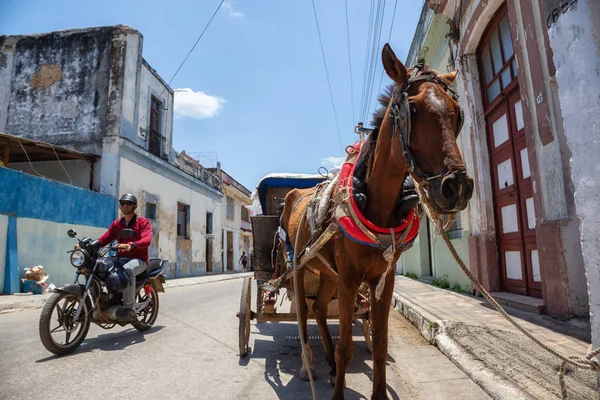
[292,207,317,400]
[412,178,600,400]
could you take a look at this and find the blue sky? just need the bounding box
[1,0,423,191]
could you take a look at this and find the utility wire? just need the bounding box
[373,0,398,119]
[344,0,356,127]
[360,0,376,123]
[311,0,344,150]
[124,0,225,139]
[365,0,386,123]
[362,0,385,124]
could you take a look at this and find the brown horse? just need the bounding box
[280,43,474,399]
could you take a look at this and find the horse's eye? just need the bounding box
[409,103,417,114]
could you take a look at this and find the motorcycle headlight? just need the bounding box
[70,249,87,268]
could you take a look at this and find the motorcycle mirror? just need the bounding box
[119,229,135,239]
[67,229,77,238]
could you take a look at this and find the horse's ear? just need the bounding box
[439,71,457,84]
[382,43,407,85]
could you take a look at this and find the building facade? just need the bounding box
[0,25,224,286]
[210,167,253,272]
[401,0,593,322]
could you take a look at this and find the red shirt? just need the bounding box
[98,215,152,262]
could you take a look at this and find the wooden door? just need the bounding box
[479,7,541,297]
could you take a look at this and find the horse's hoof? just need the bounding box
[329,375,346,388]
[300,368,316,381]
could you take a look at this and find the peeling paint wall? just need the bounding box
[119,157,223,278]
[0,167,116,293]
[546,0,600,349]
[0,27,128,155]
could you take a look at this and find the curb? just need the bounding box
[391,292,440,344]
[435,325,528,400]
[391,291,529,400]
[0,273,251,315]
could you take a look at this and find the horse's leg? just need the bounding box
[312,273,338,384]
[295,269,315,381]
[369,272,395,400]
[332,277,361,400]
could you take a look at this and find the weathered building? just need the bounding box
[0,25,224,286]
[209,167,253,272]
[401,0,593,323]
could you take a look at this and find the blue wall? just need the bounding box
[0,168,116,227]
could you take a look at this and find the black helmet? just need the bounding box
[119,193,138,204]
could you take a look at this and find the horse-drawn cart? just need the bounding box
[237,173,373,357]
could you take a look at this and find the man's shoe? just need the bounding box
[116,307,137,322]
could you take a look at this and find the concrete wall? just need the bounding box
[9,160,91,189]
[545,0,600,350]
[119,156,223,278]
[0,27,131,155]
[0,167,116,293]
[17,218,106,288]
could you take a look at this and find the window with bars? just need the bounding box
[177,202,189,239]
[479,11,517,105]
[226,196,234,220]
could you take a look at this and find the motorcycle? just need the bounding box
[39,228,167,355]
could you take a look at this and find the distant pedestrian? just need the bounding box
[239,251,248,272]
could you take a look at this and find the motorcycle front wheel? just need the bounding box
[131,284,159,332]
[39,291,91,355]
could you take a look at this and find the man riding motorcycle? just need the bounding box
[76,193,152,322]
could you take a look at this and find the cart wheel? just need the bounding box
[362,319,372,353]
[238,276,252,356]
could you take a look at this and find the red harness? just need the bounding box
[336,142,420,248]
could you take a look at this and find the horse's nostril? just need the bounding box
[441,175,460,202]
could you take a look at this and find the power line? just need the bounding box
[311,0,344,150]
[124,0,225,138]
[359,0,376,123]
[362,0,385,124]
[374,0,398,118]
[344,0,356,127]
[364,0,386,123]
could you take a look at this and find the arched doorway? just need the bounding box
[478,6,541,298]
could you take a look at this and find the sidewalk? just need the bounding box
[0,272,252,314]
[392,275,597,400]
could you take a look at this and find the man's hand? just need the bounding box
[115,243,132,252]
[74,244,80,250]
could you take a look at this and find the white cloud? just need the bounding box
[321,156,345,170]
[173,88,225,120]
[223,0,244,18]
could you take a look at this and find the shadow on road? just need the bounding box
[35,325,164,363]
[246,320,399,400]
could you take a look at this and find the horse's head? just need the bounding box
[381,44,474,214]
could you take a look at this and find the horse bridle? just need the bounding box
[390,65,465,184]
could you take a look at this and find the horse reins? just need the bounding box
[389,65,465,184]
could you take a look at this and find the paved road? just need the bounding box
[0,278,488,399]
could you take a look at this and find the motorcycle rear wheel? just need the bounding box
[132,285,159,332]
[39,291,91,355]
